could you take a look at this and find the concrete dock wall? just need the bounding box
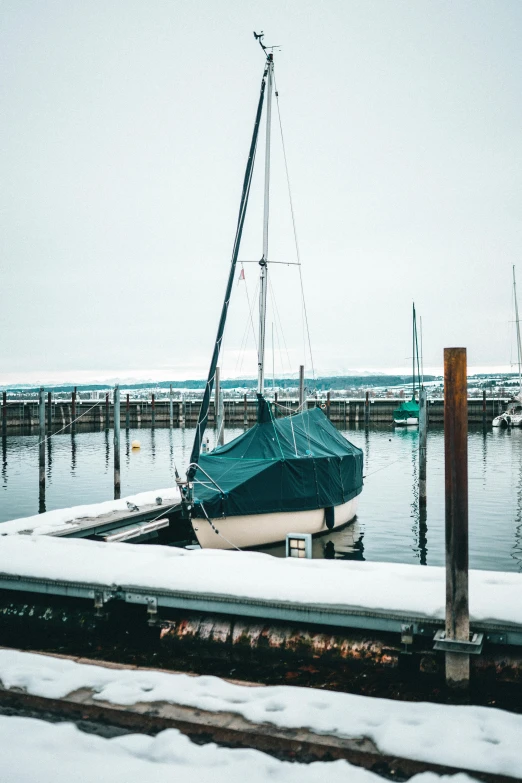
[0,397,508,431]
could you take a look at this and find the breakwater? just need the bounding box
[0,396,508,431]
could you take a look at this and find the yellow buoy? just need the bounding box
[131,440,141,450]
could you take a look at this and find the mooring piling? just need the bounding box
[299,365,305,409]
[243,393,248,426]
[126,394,130,429]
[47,391,52,433]
[444,347,470,691]
[151,393,156,429]
[326,391,331,419]
[419,387,427,506]
[71,386,77,433]
[169,385,173,428]
[38,387,45,512]
[215,366,224,446]
[365,391,370,427]
[2,392,6,438]
[482,389,487,430]
[114,385,121,500]
[105,393,109,430]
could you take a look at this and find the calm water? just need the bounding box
[1,425,522,572]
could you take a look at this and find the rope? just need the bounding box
[36,400,103,446]
[200,502,242,551]
[274,78,315,383]
[363,457,403,479]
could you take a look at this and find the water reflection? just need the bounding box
[71,433,77,475]
[1,434,7,489]
[104,429,110,472]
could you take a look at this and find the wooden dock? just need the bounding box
[0,396,509,430]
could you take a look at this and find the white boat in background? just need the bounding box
[493,266,522,429]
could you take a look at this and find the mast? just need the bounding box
[186,62,268,482]
[257,53,274,396]
[412,302,416,399]
[513,265,522,395]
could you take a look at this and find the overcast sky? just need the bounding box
[1,0,521,384]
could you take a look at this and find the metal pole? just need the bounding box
[126,393,130,429]
[71,386,76,433]
[169,384,173,428]
[105,392,109,430]
[47,391,52,433]
[365,391,370,427]
[114,385,120,499]
[2,391,6,437]
[299,365,305,409]
[419,387,427,506]
[38,387,45,512]
[257,54,274,396]
[444,347,469,690]
[151,393,155,429]
[215,366,224,446]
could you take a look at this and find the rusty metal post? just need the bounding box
[482,389,487,429]
[243,393,248,426]
[105,392,109,430]
[38,387,45,513]
[169,384,173,428]
[126,394,130,429]
[113,385,120,499]
[151,393,155,429]
[444,347,469,690]
[2,391,6,437]
[419,387,427,506]
[71,386,77,433]
[299,365,305,409]
[326,391,331,420]
[365,391,370,427]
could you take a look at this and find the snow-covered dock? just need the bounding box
[0,648,520,781]
[0,536,521,645]
[0,488,181,539]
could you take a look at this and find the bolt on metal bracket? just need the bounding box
[433,630,484,655]
[401,623,414,652]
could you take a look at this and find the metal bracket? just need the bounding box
[93,590,113,616]
[401,623,414,653]
[125,593,158,625]
[433,630,484,655]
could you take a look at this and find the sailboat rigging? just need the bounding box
[178,40,363,549]
[493,266,522,428]
[393,303,421,427]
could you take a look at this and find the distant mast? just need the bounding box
[513,266,522,395]
[257,52,274,396]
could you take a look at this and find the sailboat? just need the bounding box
[393,303,421,426]
[493,266,522,428]
[177,39,364,550]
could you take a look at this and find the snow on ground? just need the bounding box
[0,649,521,779]
[0,488,180,535]
[0,715,477,783]
[0,534,522,625]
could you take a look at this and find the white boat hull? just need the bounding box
[493,413,522,428]
[193,496,359,550]
[393,418,419,426]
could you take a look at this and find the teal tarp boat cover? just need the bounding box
[192,399,363,520]
[393,398,419,420]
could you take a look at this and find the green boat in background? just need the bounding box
[393,303,421,427]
